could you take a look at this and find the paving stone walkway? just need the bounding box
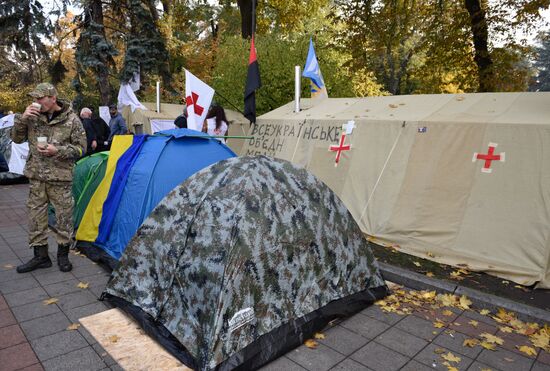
[1,183,549,371]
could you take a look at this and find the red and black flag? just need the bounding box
[244,36,261,123]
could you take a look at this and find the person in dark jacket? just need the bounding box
[108,104,127,141]
[174,106,188,129]
[89,108,110,152]
[79,108,97,156]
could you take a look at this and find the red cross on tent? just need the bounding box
[329,133,351,167]
[472,142,505,173]
[185,92,204,116]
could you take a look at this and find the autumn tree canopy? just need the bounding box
[0,0,548,114]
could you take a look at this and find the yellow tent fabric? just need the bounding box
[76,135,134,242]
[240,93,550,288]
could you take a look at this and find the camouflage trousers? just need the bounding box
[27,180,74,247]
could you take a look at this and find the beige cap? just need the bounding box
[28,83,58,98]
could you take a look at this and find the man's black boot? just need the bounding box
[16,245,52,273]
[57,243,73,272]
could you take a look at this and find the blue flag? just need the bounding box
[302,38,328,99]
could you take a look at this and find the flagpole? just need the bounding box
[251,0,256,35]
[214,91,246,117]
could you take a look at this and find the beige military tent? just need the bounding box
[240,93,550,288]
[121,102,250,154]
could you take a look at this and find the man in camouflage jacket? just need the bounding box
[11,83,86,273]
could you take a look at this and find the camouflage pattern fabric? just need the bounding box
[11,99,86,182]
[106,155,386,370]
[0,127,12,160]
[28,180,74,246]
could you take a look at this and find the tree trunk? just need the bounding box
[90,0,112,105]
[464,0,494,92]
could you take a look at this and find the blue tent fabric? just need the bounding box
[95,129,236,260]
[96,135,147,244]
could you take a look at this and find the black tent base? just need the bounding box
[0,174,29,185]
[104,284,388,371]
[75,241,119,272]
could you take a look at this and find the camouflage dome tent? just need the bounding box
[104,155,388,370]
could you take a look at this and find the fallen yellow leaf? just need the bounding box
[496,308,516,322]
[480,309,490,316]
[468,320,479,327]
[504,357,515,362]
[441,352,461,363]
[434,347,446,354]
[313,332,325,340]
[43,298,59,305]
[459,295,472,310]
[304,339,318,349]
[530,331,549,349]
[510,318,525,330]
[67,323,80,330]
[480,333,504,345]
[480,341,496,350]
[438,294,457,307]
[426,272,435,278]
[434,321,446,329]
[514,285,530,293]
[499,326,513,333]
[109,335,120,343]
[481,368,493,371]
[463,338,479,347]
[421,291,436,300]
[427,252,435,258]
[77,282,89,289]
[413,261,421,267]
[442,310,454,317]
[517,345,537,357]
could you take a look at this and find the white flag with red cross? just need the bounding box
[185,70,215,132]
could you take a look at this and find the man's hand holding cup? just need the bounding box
[37,136,48,149]
[36,137,58,157]
[23,102,41,119]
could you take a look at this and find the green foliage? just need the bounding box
[121,0,171,87]
[211,33,385,117]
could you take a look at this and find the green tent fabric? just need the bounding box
[73,152,109,229]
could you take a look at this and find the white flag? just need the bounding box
[98,106,111,126]
[117,83,147,112]
[185,69,214,132]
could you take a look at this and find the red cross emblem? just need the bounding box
[329,133,351,167]
[185,92,204,115]
[472,142,505,173]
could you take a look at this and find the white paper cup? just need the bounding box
[31,102,41,110]
[37,136,48,149]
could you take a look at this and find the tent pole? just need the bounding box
[156,81,161,113]
[295,65,301,113]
